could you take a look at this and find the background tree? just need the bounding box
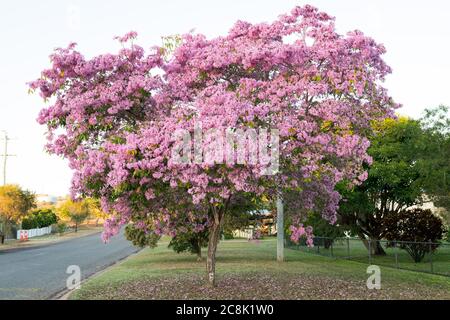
[0,185,36,238]
[222,193,266,239]
[418,105,450,214]
[168,232,209,261]
[383,208,446,262]
[31,5,397,286]
[84,198,109,226]
[338,117,426,255]
[57,199,90,232]
[305,212,345,249]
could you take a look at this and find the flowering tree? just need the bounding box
[30,5,396,286]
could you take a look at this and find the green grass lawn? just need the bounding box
[288,238,450,277]
[70,238,450,300]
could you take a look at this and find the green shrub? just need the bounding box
[56,221,67,235]
[22,209,58,230]
[223,231,234,240]
[383,208,446,262]
[168,231,209,259]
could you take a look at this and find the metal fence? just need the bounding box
[286,236,450,277]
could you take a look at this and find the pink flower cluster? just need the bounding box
[290,225,314,247]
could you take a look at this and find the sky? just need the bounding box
[0,0,449,196]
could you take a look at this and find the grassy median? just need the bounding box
[70,238,450,300]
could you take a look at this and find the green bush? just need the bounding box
[56,221,67,235]
[168,231,209,259]
[22,209,58,230]
[383,208,446,262]
[223,231,234,240]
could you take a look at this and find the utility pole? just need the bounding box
[0,131,15,186]
[276,194,284,262]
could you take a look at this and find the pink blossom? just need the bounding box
[30,5,397,243]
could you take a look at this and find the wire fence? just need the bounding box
[286,236,450,277]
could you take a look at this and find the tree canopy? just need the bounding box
[418,106,450,213]
[0,185,36,236]
[338,117,426,253]
[57,198,91,232]
[30,5,397,285]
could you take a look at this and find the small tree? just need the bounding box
[85,198,109,226]
[168,232,209,261]
[57,199,90,232]
[0,185,36,238]
[383,208,446,262]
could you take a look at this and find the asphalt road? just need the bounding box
[0,230,139,300]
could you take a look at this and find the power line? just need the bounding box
[0,131,16,186]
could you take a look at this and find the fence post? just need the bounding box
[429,240,433,273]
[394,241,399,269]
[330,240,334,258]
[368,239,372,264]
[346,238,350,258]
[317,241,320,254]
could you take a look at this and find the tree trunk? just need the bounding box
[373,239,386,256]
[194,239,202,261]
[359,235,386,256]
[206,210,224,287]
[75,222,78,233]
[358,232,370,251]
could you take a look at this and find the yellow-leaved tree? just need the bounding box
[57,198,91,232]
[0,185,36,238]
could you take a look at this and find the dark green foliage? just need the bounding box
[223,192,267,237]
[383,208,446,262]
[125,224,160,248]
[57,221,67,235]
[21,209,58,230]
[338,118,428,255]
[418,106,450,212]
[305,212,345,248]
[168,231,209,259]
